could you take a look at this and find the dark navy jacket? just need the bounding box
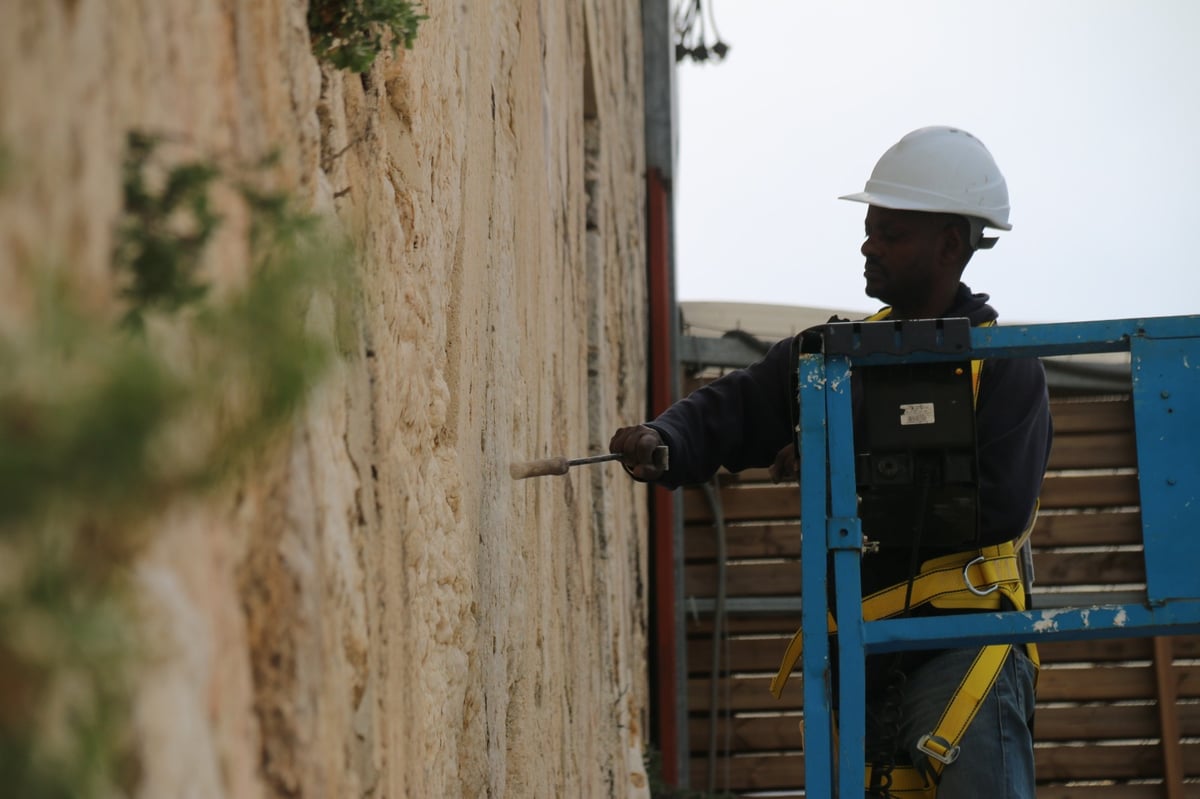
[647,283,1053,598]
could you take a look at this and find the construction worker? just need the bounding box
[611,126,1052,798]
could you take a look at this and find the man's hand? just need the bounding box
[609,425,666,481]
[769,442,799,484]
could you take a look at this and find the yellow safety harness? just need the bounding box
[769,309,1040,797]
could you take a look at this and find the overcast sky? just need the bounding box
[674,1,1200,323]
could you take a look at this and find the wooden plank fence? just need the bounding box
[681,394,1200,797]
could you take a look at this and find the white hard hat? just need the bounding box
[840,126,1012,236]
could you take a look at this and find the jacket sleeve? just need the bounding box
[645,336,798,489]
[974,355,1054,544]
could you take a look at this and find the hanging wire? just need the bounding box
[701,479,730,794]
[674,0,730,63]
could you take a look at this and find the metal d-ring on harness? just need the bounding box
[963,555,1000,597]
[769,311,1041,797]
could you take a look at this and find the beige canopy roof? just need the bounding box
[679,301,1132,395]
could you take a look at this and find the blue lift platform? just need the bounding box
[795,314,1200,797]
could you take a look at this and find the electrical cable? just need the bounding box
[701,479,728,794]
[673,0,729,63]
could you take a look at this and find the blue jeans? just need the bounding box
[866,646,1037,799]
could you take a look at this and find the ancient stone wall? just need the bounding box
[0,2,651,796]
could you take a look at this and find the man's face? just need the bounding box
[859,206,952,309]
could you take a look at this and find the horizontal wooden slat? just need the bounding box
[685,561,801,598]
[1049,397,1134,434]
[688,635,801,677]
[688,616,803,636]
[1038,472,1141,510]
[683,521,802,561]
[689,665,1200,714]
[1038,784,1200,799]
[1032,549,1145,586]
[1048,430,1138,470]
[1036,663,1200,702]
[683,484,800,523]
[687,753,803,794]
[687,714,803,755]
[1036,702,1200,741]
[1037,637,1155,663]
[689,674,799,713]
[1035,740,1200,781]
[1033,511,1142,547]
[1172,635,1200,659]
[685,635,1200,677]
[1036,664,1153,703]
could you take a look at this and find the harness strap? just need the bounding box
[917,644,1013,771]
[768,544,1027,699]
[866,762,939,797]
[770,626,808,699]
[863,644,1015,797]
[864,544,1023,614]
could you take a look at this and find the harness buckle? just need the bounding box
[963,555,999,597]
[917,733,961,765]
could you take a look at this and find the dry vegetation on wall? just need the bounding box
[0,133,352,798]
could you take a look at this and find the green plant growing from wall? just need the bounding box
[114,132,220,329]
[309,0,427,73]
[0,133,356,799]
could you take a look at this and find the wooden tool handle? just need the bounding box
[509,456,570,480]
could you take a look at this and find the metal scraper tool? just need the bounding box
[509,446,669,480]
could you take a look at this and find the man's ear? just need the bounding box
[939,218,971,271]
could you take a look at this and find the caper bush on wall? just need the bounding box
[308,0,427,73]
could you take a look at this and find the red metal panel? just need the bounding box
[646,165,679,784]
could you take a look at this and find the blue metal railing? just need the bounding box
[796,314,1200,798]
